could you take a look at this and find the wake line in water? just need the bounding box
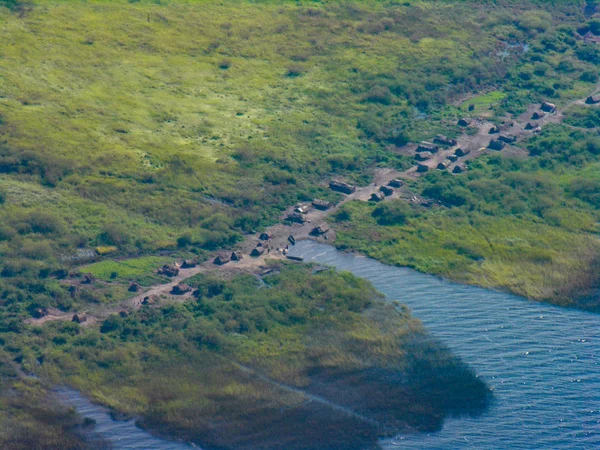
[224,358,383,429]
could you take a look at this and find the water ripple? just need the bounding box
[289,241,600,449]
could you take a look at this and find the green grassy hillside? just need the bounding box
[0,0,594,319]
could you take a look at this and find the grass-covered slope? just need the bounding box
[11,263,490,450]
[0,0,596,317]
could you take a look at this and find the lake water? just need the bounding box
[289,240,600,450]
[59,240,600,449]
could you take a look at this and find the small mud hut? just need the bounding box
[312,199,332,210]
[531,111,545,120]
[458,118,472,127]
[433,135,457,146]
[72,313,87,324]
[171,283,191,295]
[388,178,403,188]
[158,264,179,277]
[489,139,505,151]
[329,180,356,194]
[455,148,471,157]
[541,102,556,113]
[369,192,385,202]
[498,133,516,143]
[231,251,243,262]
[259,232,272,241]
[250,246,266,257]
[142,296,157,306]
[310,225,330,236]
[285,212,306,224]
[417,142,439,153]
[181,259,197,269]
[415,152,433,161]
[379,185,394,196]
[213,253,231,265]
[128,282,141,293]
[417,163,429,173]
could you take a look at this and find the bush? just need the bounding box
[98,224,131,246]
[372,201,412,226]
[285,64,306,77]
[569,177,600,207]
[21,211,64,235]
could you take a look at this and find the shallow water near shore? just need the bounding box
[55,388,197,450]
[288,240,600,449]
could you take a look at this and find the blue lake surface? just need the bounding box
[289,240,600,449]
[59,240,600,449]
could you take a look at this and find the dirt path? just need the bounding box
[27,90,599,328]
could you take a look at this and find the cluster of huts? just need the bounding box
[369,179,402,202]
[414,135,471,174]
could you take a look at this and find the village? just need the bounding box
[25,92,600,329]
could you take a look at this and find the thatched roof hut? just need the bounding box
[213,253,231,265]
[286,212,306,224]
[417,163,429,173]
[142,295,157,305]
[231,251,243,262]
[455,148,471,157]
[415,151,433,161]
[312,199,332,210]
[524,122,536,130]
[250,246,266,257]
[379,185,393,196]
[293,204,310,214]
[452,164,467,174]
[434,135,457,146]
[329,180,356,194]
[488,139,505,151]
[72,313,87,324]
[388,178,403,188]
[310,225,330,236]
[158,264,179,277]
[181,259,197,269]
[458,118,472,127]
[541,101,556,113]
[369,192,385,202]
[171,283,191,295]
[128,282,141,293]
[498,133,516,143]
[417,142,439,153]
[437,161,449,170]
[531,111,545,120]
[259,232,272,241]
[448,154,458,162]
